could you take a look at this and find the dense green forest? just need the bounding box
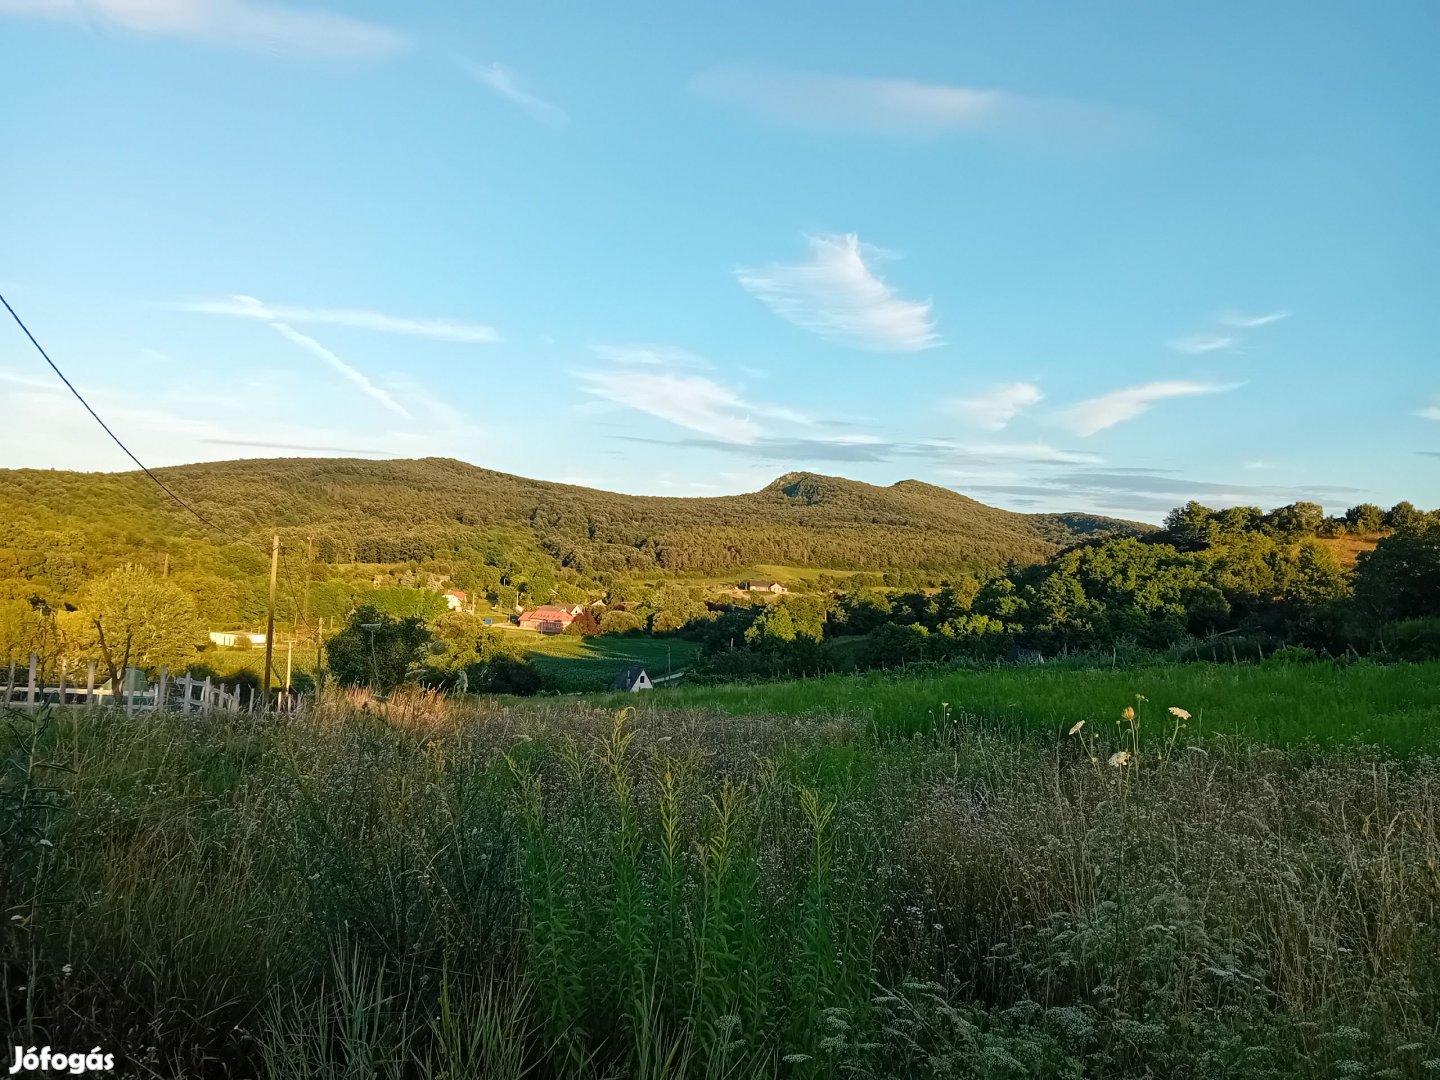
[672,498,1440,680]
[0,456,1145,625]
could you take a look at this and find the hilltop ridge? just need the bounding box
[0,457,1152,607]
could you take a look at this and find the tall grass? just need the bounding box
[3,680,1440,1077]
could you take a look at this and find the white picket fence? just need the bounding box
[1,652,300,714]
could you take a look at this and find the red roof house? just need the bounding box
[519,605,578,634]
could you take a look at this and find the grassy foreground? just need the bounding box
[4,677,1440,1079]
[640,659,1440,752]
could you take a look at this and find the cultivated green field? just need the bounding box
[613,659,1440,751]
[634,564,864,590]
[520,633,702,691]
[180,632,701,694]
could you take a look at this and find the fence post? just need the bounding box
[56,663,67,708]
[86,660,97,709]
[202,675,213,711]
[26,652,38,710]
[156,666,169,712]
[229,685,240,713]
[5,658,13,706]
[126,673,137,715]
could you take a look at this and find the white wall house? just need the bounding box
[208,631,268,648]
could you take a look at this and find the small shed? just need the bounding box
[610,665,653,692]
[740,580,789,594]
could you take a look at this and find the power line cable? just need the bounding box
[0,290,220,531]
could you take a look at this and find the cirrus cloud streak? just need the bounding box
[736,233,938,352]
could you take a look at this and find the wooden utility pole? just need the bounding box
[262,534,279,709]
[301,535,313,638]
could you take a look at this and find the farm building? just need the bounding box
[740,580,788,594]
[519,605,579,634]
[208,631,267,648]
[442,589,468,612]
[610,665,653,692]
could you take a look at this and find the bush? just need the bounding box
[1383,617,1440,661]
[598,609,645,636]
[483,657,543,696]
[1264,644,1319,665]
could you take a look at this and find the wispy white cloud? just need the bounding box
[591,344,709,368]
[1220,309,1291,329]
[736,233,938,352]
[692,65,1135,143]
[917,439,1100,465]
[1417,398,1440,421]
[1169,308,1289,355]
[578,370,763,444]
[201,437,385,455]
[965,469,1363,522]
[1057,380,1241,436]
[945,382,1042,430]
[176,295,499,343]
[0,369,61,392]
[0,0,408,58]
[1167,333,1236,355]
[0,367,431,472]
[1241,459,1272,470]
[267,322,411,418]
[464,60,567,126]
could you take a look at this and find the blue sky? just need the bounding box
[1,1,1436,520]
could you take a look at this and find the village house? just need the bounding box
[610,665,653,692]
[208,631,268,648]
[740,579,789,594]
[518,605,579,634]
[442,589,468,612]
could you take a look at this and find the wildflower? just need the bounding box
[36,838,53,848]
[61,963,72,976]
[1108,750,1132,768]
[1068,720,1085,736]
[1168,706,1191,720]
[1121,707,1135,722]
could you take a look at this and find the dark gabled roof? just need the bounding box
[610,664,648,691]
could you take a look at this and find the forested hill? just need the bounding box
[0,456,1149,595]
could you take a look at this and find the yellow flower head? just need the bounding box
[1121,706,1136,722]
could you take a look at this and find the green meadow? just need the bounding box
[626,658,1440,752]
[5,657,1440,1077]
